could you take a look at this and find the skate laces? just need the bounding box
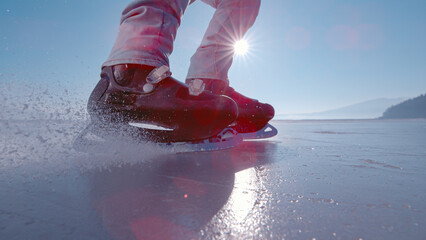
[144,65,172,93]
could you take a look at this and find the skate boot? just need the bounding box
[188,79,275,135]
[87,64,238,142]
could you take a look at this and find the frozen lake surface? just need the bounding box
[0,119,425,239]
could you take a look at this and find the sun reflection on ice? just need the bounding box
[226,168,258,222]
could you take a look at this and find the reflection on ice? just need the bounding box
[0,119,425,239]
[226,168,257,222]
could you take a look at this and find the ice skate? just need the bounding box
[74,64,242,152]
[188,78,277,139]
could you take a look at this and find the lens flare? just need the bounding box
[234,40,249,55]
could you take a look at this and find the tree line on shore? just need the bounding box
[380,93,426,119]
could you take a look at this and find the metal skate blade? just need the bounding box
[239,124,278,140]
[161,127,243,152]
[73,123,242,153]
[129,122,174,131]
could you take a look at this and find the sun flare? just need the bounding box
[234,39,249,55]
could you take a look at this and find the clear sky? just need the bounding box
[1,0,425,115]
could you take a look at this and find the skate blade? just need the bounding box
[161,127,242,152]
[73,123,242,153]
[238,124,278,140]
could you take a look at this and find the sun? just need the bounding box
[234,39,249,55]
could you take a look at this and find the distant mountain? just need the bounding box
[380,94,426,119]
[276,98,407,120]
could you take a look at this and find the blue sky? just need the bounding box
[1,0,425,115]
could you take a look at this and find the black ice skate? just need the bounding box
[74,64,241,152]
[188,78,277,139]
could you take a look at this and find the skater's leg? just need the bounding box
[88,0,238,142]
[186,0,273,133]
[103,0,192,68]
[186,0,261,83]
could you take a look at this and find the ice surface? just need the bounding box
[0,119,425,239]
